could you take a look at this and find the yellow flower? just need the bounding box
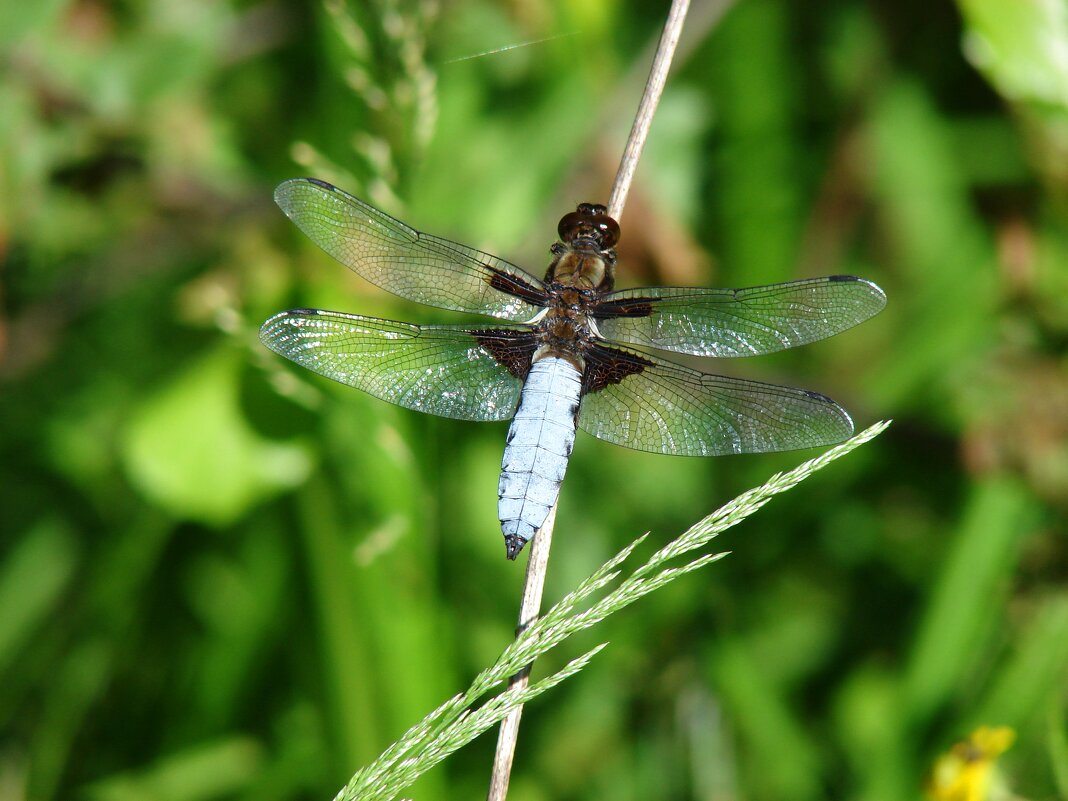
[927,726,1016,801]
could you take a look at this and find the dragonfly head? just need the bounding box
[557,203,620,254]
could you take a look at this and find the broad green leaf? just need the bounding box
[959,0,1068,109]
[121,346,312,525]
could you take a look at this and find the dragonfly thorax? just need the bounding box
[531,299,595,372]
[547,250,614,290]
[545,202,619,291]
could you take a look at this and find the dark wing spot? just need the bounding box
[583,344,654,394]
[304,177,337,191]
[485,266,550,306]
[593,297,657,319]
[473,330,537,380]
[803,389,836,403]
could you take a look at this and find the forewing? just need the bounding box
[260,310,535,421]
[275,178,548,321]
[578,344,854,455]
[594,276,886,356]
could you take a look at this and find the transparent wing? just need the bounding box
[275,178,548,321]
[578,344,854,455]
[260,309,534,421]
[594,276,886,356]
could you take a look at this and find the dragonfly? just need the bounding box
[261,178,886,559]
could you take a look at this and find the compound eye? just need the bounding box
[592,214,620,247]
[557,211,586,242]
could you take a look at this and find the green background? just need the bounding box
[2,0,1067,798]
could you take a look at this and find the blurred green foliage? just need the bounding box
[2,0,1066,799]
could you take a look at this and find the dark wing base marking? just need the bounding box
[582,344,654,394]
[260,309,529,422]
[486,267,551,308]
[593,298,655,319]
[579,344,854,455]
[473,330,537,381]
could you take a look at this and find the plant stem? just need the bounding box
[486,2,692,798]
[486,505,557,801]
[607,0,692,222]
